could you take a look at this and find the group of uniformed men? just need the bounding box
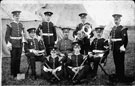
[5,9,130,84]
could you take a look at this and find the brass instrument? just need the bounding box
[81,23,92,38]
[74,23,92,42]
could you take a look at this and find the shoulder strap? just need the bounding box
[121,26,128,31]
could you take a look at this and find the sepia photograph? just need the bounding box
[1,0,135,85]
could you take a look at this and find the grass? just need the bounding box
[2,29,135,85]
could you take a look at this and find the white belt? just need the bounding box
[10,37,22,39]
[111,39,122,42]
[42,33,53,36]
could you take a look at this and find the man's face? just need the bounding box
[73,45,81,52]
[50,49,57,56]
[81,17,86,23]
[45,15,51,21]
[29,32,36,38]
[114,17,121,25]
[63,30,69,39]
[13,15,20,21]
[77,31,83,39]
[96,31,103,38]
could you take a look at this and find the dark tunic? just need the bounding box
[44,56,61,69]
[67,54,84,67]
[43,56,64,81]
[25,38,46,57]
[90,38,109,51]
[77,37,91,55]
[5,22,24,48]
[110,25,128,51]
[66,54,90,80]
[36,22,57,45]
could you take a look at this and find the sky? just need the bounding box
[83,1,135,26]
[1,0,135,26]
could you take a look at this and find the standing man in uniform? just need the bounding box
[36,11,57,55]
[5,10,25,79]
[110,14,128,82]
[73,13,92,55]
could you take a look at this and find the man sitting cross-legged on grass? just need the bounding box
[66,42,91,84]
[42,47,64,83]
[24,28,46,80]
[88,26,109,79]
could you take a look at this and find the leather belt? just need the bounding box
[42,33,53,36]
[10,37,22,39]
[111,39,122,42]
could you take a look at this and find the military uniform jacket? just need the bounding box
[90,38,109,52]
[5,22,24,48]
[110,25,128,51]
[77,37,90,55]
[67,54,88,67]
[56,38,73,54]
[36,22,57,45]
[45,56,61,69]
[24,38,46,56]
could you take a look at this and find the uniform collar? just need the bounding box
[63,37,69,40]
[12,20,20,24]
[74,52,80,55]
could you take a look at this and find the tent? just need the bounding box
[1,4,96,57]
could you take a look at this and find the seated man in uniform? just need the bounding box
[66,42,91,84]
[24,28,46,79]
[88,26,109,79]
[42,47,64,83]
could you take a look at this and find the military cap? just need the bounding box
[79,13,87,18]
[72,42,81,48]
[112,14,122,18]
[44,11,53,16]
[61,27,71,32]
[27,28,36,33]
[95,26,104,33]
[50,46,57,52]
[12,11,21,16]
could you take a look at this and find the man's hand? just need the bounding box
[56,66,61,71]
[7,42,12,51]
[33,50,40,56]
[88,52,93,57]
[79,66,84,70]
[120,45,125,52]
[60,53,65,57]
[52,69,57,74]
[72,67,79,73]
